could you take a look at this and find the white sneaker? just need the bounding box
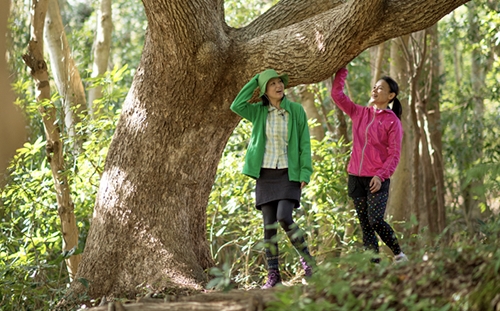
[394,253,408,262]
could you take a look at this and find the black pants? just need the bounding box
[348,175,402,255]
[261,199,310,270]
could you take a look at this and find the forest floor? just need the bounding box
[77,246,500,311]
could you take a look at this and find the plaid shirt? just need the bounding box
[262,105,288,169]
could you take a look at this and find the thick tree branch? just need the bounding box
[366,0,471,46]
[228,0,469,88]
[231,0,345,40]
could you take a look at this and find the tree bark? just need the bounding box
[324,77,355,257]
[44,0,86,149]
[428,24,447,233]
[418,79,438,234]
[72,0,470,299]
[323,78,345,138]
[0,0,26,177]
[403,32,427,235]
[88,0,112,113]
[422,24,447,234]
[300,87,324,142]
[370,43,385,87]
[22,0,81,280]
[407,30,438,235]
[451,11,462,87]
[387,36,411,231]
[462,0,488,227]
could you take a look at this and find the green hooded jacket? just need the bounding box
[230,74,313,183]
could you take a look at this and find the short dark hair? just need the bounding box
[261,93,286,107]
[261,94,270,106]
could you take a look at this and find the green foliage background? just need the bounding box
[1,0,500,310]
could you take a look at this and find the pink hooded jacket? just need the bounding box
[331,68,403,182]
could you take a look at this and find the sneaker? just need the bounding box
[394,252,408,262]
[300,257,313,277]
[262,269,281,289]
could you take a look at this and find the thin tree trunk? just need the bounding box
[425,24,447,234]
[451,11,462,86]
[299,86,331,258]
[408,78,421,235]
[322,78,342,136]
[463,1,488,226]
[300,87,324,142]
[370,42,385,87]
[410,30,439,235]
[325,77,354,255]
[22,0,81,280]
[418,100,437,234]
[88,0,112,113]
[387,36,411,231]
[44,0,86,150]
[399,32,428,235]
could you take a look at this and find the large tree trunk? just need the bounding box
[72,0,469,299]
[22,0,81,280]
[88,0,112,113]
[44,0,86,149]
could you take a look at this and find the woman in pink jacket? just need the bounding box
[331,67,408,263]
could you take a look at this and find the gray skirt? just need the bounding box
[255,168,301,210]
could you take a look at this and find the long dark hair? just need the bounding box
[380,76,402,120]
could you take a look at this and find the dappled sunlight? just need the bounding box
[94,165,203,290]
[315,29,326,52]
[4,0,500,308]
[295,32,307,42]
[94,165,135,218]
[123,97,148,133]
[294,30,326,52]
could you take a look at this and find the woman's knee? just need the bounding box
[277,217,295,231]
[368,217,385,228]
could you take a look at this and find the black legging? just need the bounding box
[353,192,401,255]
[261,199,296,240]
[261,199,310,270]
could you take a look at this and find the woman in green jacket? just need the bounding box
[230,69,314,288]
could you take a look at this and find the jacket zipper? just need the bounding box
[358,109,376,175]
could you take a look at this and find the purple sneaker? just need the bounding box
[300,257,313,277]
[261,269,281,289]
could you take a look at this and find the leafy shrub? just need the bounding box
[266,216,500,311]
[0,67,128,311]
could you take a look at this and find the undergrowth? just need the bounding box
[264,216,500,311]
